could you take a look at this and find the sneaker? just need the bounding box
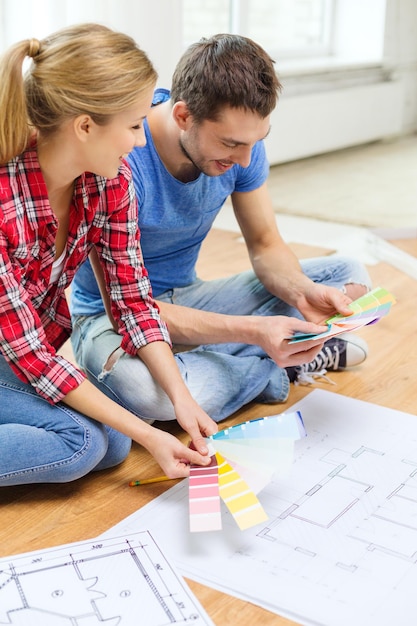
[287,333,368,386]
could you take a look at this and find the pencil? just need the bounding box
[128,476,174,487]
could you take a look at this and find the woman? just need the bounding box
[0,23,216,486]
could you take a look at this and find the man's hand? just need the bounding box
[254,316,329,367]
[294,283,365,324]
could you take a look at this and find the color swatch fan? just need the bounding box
[289,286,396,343]
[189,411,306,532]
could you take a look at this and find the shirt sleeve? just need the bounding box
[234,140,270,193]
[0,233,85,404]
[94,165,171,355]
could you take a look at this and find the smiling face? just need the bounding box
[82,87,154,179]
[178,105,271,178]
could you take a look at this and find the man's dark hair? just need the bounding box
[170,33,282,122]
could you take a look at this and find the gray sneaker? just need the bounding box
[288,333,368,385]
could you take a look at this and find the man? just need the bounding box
[70,34,371,424]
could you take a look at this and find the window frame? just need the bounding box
[181,0,388,78]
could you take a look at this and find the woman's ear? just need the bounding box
[73,115,93,142]
[172,101,192,130]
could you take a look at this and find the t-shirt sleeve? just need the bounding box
[233,141,269,193]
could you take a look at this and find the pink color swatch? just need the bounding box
[189,455,222,532]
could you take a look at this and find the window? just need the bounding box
[182,0,388,71]
[247,0,333,59]
[182,0,333,60]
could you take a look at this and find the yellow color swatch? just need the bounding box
[216,453,268,530]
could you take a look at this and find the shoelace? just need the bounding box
[294,367,336,386]
[294,344,341,386]
[306,344,341,372]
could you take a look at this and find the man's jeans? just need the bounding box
[71,256,371,424]
[0,355,131,485]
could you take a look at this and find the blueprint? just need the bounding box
[0,531,214,625]
[103,390,417,626]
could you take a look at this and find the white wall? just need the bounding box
[384,0,417,134]
[1,0,416,164]
[0,0,182,86]
[264,0,417,164]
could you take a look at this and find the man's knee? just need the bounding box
[102,346,125,373]
[343,282,369,301]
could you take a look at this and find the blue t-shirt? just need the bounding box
[70,89,269,316]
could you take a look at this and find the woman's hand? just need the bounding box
[144,425,213,479]
[63,378,215,479]
[173,396,218,457]
[137,342,218,453]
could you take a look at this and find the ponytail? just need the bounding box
[0,39,40,164]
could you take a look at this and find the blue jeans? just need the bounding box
[0,356,131,486]
[71,256,371,424]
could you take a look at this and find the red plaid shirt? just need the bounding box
[0,146,170,404]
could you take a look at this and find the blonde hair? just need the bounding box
[0,23,157,165]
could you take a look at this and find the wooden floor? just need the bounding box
[1,229,417,626]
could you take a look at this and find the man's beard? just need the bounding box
[179,138,203,174]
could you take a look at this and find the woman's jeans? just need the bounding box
[0,355,131,486]
[71,257,371,425]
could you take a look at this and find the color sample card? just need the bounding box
[210,411,306,442]
[288,286,396,343]
[189,411,306,532]
[216,452,269,530]
[189,452,222,533]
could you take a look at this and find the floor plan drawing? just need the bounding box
[0,531,214,626]
[104,390,417,626]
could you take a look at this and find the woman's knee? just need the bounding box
[93,427,132,471]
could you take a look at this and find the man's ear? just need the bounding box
[73,115,93,142]
[172,101,192,130]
